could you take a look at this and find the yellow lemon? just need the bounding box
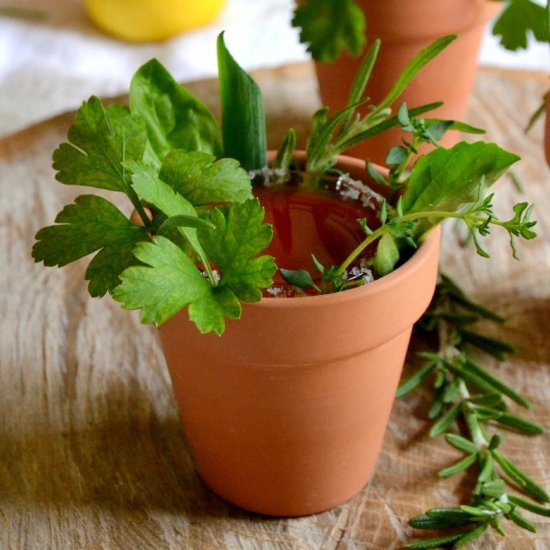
[84,0,227,42]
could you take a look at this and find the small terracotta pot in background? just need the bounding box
[314,0,499,165]
[159,154,440,516]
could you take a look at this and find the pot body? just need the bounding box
[159,155,440,516]
[314,0,499,164]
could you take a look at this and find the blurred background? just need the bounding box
[0,0,548,139]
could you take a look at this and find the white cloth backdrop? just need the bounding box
[0,0,548,139]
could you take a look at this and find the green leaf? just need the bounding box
[273,128,297,171]
[438,453,477,477]
[339,101,444,151]
[406,533,463,549]
[442,378,461,403]
[425,119,486,135]
[402,142,520,235]
[453,523,489,547]
[279,268,320,292]
[460,358,531,409]
[198,199,276,302]
[507,509,537,533]
[396,362,437,397]
[129,58,222,166]
[125,160,207,263]
[217,33,267,170]
[428,389,445,420]
[112,236,239,333]
[311,254,326,275]
[445,433,479,455]
[32,195,148,297]
[397,103,411,127]
[409,508,473,530]
[509,494,550,517]
[424,120,454,144]
[489,433,503,450]
[481,479,506,498]
[306,103,363,173]
[157,215,215,236]
[438,273,505,323]
[478,451,495,482]
[340,39,381,129]
[291,0,366,62]
[494,412,546,435]
[458,329,516,360]
[53,96,147,193]
[374,232,400,277]
[469,393,505,408]
[159,150,253,205]
[376,35,457,112]
[459,505,494,517]
[492,0,550,51]
[429,402,462,438]
[386,146,409,166]
[493,450,550,502]
[367,161,388,185]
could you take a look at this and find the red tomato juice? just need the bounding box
[253,184,381,294]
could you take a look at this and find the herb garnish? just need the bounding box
[30,27,546,548]
[281,104,534,292]
[33,32,536,334]
[32,36,277,335]
[401,274,550,549]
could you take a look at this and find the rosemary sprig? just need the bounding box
[400,274,549,549]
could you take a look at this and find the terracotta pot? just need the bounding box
[314,0,499,165]
[159,154,440,516]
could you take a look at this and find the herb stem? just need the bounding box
[128,190,154,230]
[200,254,218,286]
[336,226,388,275]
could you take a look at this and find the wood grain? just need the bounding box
[0,63,549,549]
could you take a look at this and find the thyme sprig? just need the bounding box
[400,274,550,549]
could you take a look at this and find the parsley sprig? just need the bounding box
[32,40,277,335]
[401,274,550,549]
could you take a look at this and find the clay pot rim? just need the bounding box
[256,228,439,309]
[348,1,501,41]
[256,151,440,310]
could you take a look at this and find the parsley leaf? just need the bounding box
[113,198,275,333]
[130,59,222,166]
[52,96,147,193]
[492,0,550,51]
[126,160,212,271]
[112,236,241,334]
[159,150,253,205]
[32,195,148,297]
[291,0,366,62]
[198,199,276,302]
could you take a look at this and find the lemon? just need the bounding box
[84,0,227,42]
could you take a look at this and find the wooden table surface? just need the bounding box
[0,63,549,549]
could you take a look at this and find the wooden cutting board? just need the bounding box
[0,63,549,549]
